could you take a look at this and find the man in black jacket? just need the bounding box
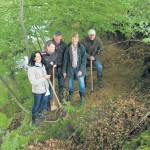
[51,30,66,102]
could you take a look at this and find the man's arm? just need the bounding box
[62,47,68,77]
[94,38,104,60]
[78,45,87,76]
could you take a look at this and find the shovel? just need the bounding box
[50,65,58,111]
[48,79,62,108]
[90,59,94,92]
[48,79,68,119]
[44,79,62,122]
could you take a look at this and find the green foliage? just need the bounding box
[1,131,19,150]
[63,101,76,113]
[123,138,140,150]
[137,146,150,150]
[48,119,76,139]
[0,113,12,130]
[1,130,29,150]
[0,0,150,109]
[0,81,9,108]
[0,0,150,60]
[140,130,150,146]
[1,131,11,150]
[123,130,150,150]
[0,114,40,150]
[63,101,84,114]
[47,104,87,141]
[0,1,150,149]
[15,70,31,101]
[143,38,150,43]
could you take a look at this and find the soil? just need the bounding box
[25,40,150,150]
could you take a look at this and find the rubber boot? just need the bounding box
[67,91,73,101]
[84,76,87,88]
[32,114,39,127]
[97,73,103,88]
[79,91,85,104]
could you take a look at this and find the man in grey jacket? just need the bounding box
[82,29,103,88]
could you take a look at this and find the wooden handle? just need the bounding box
[53,65,55,89]
[48,79,62,108]
[90,60,93,92]
[51,65,56,108]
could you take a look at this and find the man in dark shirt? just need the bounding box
[51,31,66,102]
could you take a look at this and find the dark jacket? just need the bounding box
[42,40,66,75]
[52,39,66,68]
[41,52,58,76]
[82,36,103,60]
[62,43,87,78]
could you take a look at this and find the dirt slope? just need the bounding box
[25,41,150,150]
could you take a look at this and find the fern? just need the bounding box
[1,131,30,150]
[1,131,12,150]
[1,132,21,150]
[0,113,12,130]
[123,130,150,150]
[63,101,83,114]
[143,38,150,43]
[137,146,150,150]
[63,101,76,113]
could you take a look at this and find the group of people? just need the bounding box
[28,29,103,126]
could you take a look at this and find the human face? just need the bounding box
[47,43,55,53]
[53,35,62,45]
[71,36,79,47]
[34,53,41,63]
[88,34,96,41]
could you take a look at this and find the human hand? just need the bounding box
[50,62,54,65]
[63,73,66,78]
[45,75,50,79]
[77,71,82,77]
[54,64,57,68]
[90,56,95,60]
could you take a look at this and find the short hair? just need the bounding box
[54,30,62,36]
[71,32,79,38]
[44,40,55,50]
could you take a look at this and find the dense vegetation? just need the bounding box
[0,0,149,149]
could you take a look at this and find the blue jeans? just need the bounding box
[93,60,103,74]
[42,85,53,111]
[68,68,85,93]
[32,93,45,115]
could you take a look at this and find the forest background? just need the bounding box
[0,0,149,149]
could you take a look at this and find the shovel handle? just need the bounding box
[52,66,55,89]
[90,59,94,92]
[48,79,62,108]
